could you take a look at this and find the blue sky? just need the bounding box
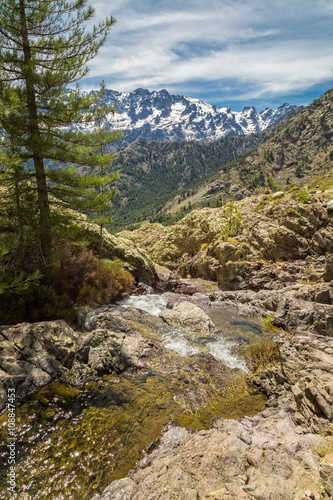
[80,0,333,111]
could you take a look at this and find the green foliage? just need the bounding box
[221,200,243,237]
[320,114,330,132]
[295,164,303,178]
[261,315,276,331]
[296,189,314,204]
[249,170,265,189]
[319,179,333,191]
[242,340,280,373]
[264,149,274,162]
[109,133,264,231]
[0,1,125,324]
[254,194,271,211]
[265,175,279,191]
[48,247,134,307]
[0,268,41,296]
[287,186,300,193]
[0,0,119,260]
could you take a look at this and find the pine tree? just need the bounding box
[0,85,32,261]
[0,0,120,261]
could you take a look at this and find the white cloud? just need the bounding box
[81,0,333,103]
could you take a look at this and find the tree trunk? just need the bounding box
[19,0,52,261]
[10,134,25,263]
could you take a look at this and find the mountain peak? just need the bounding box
[73,88,297,148]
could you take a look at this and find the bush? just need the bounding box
[48,246,134,307]
[261,315,276,331]
[0,245,134,323]
[296,189,314,204]
[241,340,280,373]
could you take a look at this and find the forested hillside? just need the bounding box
[108,107,301,231]
[149,88,333,222]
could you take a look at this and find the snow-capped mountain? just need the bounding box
[79,88,297,148]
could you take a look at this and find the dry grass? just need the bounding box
[242,340,280,373]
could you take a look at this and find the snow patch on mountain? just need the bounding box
[74,88,297,148]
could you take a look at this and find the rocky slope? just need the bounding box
[76,88,297,149]
[118,186,333,287]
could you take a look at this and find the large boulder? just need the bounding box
[160,301,214,338]
[75,327,160,374]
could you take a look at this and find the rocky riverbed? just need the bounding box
[92,276,333,500]
[0,286,270,499]
[0,270,333,499]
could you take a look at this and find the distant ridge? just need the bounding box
[74,88,297,148]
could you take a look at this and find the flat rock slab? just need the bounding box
[93,411,325,500]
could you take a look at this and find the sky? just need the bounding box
[78,0,333,111]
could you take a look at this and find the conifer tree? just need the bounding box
[0,85,32,260]
[0,0,120,261]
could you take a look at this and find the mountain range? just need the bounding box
[77,88,297,148]
[106,88,332,231]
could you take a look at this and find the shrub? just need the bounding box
[316,436,333,458]
[48,246,134,307]
[266,175,279,191]
[221,200,243,237]
[296,190,314,204]
[0,245,134,323]
[242,340,280,373]
[261,315,276,331]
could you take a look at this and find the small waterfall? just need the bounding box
[119,293,250,372]
[118,293,170,316]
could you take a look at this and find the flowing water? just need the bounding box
[0,291,270,499]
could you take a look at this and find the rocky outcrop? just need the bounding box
[208,281,333,337]
[63,210,173,285]
[0,320,77,407]
[93,409,327,500]
[325,254,333,282]
[0,306,163,409]
[118,190,333,289]
[83,222,161,284]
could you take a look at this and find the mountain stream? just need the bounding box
[0,290,272,499]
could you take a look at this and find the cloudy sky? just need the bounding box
[80,0,333,111]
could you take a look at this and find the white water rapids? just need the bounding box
[119,293,249,372]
